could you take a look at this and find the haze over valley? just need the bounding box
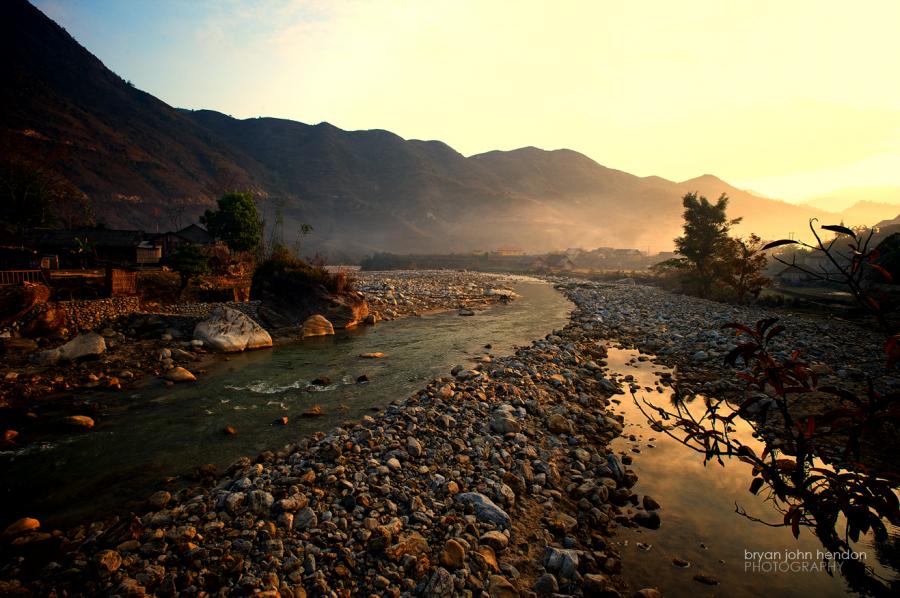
[4,0,896,259]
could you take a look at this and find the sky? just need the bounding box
[35,0,900,207]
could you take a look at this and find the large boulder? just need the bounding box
[193,306,272,353]
[36,332,106,364]
[0,282,51,329]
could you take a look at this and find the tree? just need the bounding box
[674,192,741,297]
[164,245,210,297]
[721,234,771,303]
[200,191,261,254]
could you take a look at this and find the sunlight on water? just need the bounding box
[604,346,899,598]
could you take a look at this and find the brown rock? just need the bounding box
[488,575,520,598]
[64,415,95,429]
[359,352,386,358]
[165,367,196,382]
[96,549,123,573]
[224,425,237,435]
[2,517,40,538]
[547,414,574,434]
[439,538,466,570]
[301,405,323,417]
[301,314,335,338]
[473,545,500,573]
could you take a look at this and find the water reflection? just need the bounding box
[604,346,899,597]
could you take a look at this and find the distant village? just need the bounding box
[1,221,875,303]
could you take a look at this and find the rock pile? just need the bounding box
[355,271,520,319]
[2,315,645,596]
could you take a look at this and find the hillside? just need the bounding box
[0,0,865,257]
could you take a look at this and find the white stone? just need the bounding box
[193,307,272,353]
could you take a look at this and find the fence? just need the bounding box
[0,270,47,286]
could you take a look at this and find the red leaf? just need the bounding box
[868,263,894,283]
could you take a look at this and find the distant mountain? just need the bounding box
[0,0,857,258]
[804,186,900,212]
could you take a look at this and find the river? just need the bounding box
[0,279,573,528]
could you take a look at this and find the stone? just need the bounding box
[439,538,466,569]
[56,332,107,361]
[64,415,95,429]
[634,590,663,598]
[458,308,475,316]
[294,507,317,530]
[634,510,661,529]
[96,549,122,573]
[533,573,559,595]
[424,567,455,597]
[165,367,196,382]
[474,545,500,573]
[544,546,580,580]
[301,314,334,338]
[583,573,611,594]
[407,437,423,458]
[456,492,511,529]
[693,574,719,585]
[359,352,386,358]
[491,412,521,434]
[488,575,519,598]
[2,517,40,538]
[642,495,661,510]
[547,414,574,435]
[148,491,171,509]
[194,306,272,352]
[480,530,509,552]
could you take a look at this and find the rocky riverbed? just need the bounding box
[1,278,893,597]
[355,270,520,319]
[0,271,517,413]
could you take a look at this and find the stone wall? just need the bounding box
[59,296,141,332]
[157,301,262,321]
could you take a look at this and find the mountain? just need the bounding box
[1,0,858,258]
[804,186,900,212]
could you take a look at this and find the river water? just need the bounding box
[1,279,572,528]
[604,345,900,597]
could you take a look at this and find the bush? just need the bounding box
[252,246,354,297]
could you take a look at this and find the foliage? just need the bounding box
[763,220,896,333]
[252,245,353,297]
[200,191,262,254]
[674,192,741,298]
[635,318,900,595]
[163,245,210,295]
[719,234,772,303]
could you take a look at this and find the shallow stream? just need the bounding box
[1,279,572,527]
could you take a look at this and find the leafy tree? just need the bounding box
[720,234,771,303]
[164,245,210,297]
[674,192,741,297]
[200,191,261,254]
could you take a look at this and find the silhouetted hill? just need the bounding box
[1,0,859,257]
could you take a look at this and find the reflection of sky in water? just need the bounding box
[1,280,572,528]
[606,346,899,597]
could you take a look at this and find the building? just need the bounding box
[492,247,525,257]
[149,224,215,258]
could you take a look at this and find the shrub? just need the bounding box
[251,246,354,297]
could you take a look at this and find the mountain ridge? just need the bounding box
[1,0,885,258]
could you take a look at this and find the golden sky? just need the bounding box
[39,0,900,205]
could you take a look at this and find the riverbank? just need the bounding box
[0,271,518,433]
[1,278,893,597]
